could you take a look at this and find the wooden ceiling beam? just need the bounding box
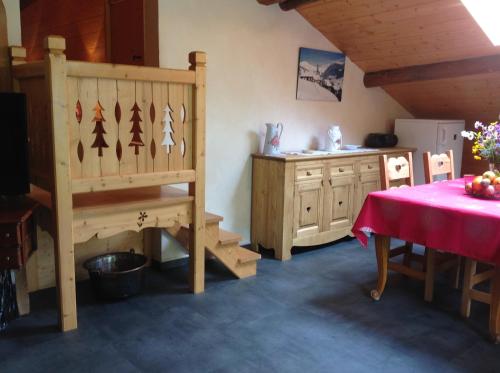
[364,54,500,87]
[279,0,318,11]
[256,0,281,5]
[256,0,318,11]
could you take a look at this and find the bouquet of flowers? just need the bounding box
[461,121,500,165]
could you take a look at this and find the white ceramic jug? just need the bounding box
[327,125,342,151]
[263,122,283,155]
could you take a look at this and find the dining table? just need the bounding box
[352,178,500,341]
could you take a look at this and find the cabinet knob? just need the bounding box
[339,168,344,172]
[328,178,332,186]
[306,171,312,176]
[367,165,373,169]
[306,206,311,213]
[5,256,10,262]
[339,201,343,206]
[5,233,10,238]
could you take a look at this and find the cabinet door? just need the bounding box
[354,172,380,220]
[293,180,323,238]
[324,175,355,231]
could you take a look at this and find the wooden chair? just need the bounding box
[379,152,431,299]
[461,259,495,319]
[379,152,457,302]
[11,36,207,331]
[422,150,461,298]
[423,150,454,183]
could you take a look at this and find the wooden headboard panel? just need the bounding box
[10,36,206,195]
[65,63,194,181]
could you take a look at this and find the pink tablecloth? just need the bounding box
[352,179,500,264]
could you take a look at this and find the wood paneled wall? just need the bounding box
[21,0,106,62]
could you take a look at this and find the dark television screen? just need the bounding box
[0,92,29,196]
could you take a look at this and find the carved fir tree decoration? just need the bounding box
[129,102,144,155]
[91,101,109,157]
[162,105,174,153]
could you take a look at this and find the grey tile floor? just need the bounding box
[1,237,500,373]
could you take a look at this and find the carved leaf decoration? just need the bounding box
[181,138,185,157]
[180,104,186,124]
[150,102,155,124]
[116,139,122,161]
[115,101,121,124]
[76,100,82,124]
[151,139,156,159]
[77,140,84,163]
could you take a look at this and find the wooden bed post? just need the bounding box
[44,36,77,331]
[188,51,206,293]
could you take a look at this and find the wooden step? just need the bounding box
[181,212,223,230]
[218,229,242,246]
[205,212,223,225]
[236,247,261,264]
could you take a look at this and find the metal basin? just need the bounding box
[83,250,147,300]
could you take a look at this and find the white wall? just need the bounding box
[159,0,412,244]
[2,0,21,45]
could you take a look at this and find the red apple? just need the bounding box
[494,177,500,192]
[472,176,484,194]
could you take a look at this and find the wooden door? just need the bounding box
[354,172,380,220]
[107,0,151,66]
[324,175,355,231]
[293,180,323,239]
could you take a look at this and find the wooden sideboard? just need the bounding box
[251,147,414,260]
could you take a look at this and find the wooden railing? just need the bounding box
[10,36,205,194]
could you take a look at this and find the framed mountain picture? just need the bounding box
[296,47,346,102]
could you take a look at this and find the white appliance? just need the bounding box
[395,119,465,185]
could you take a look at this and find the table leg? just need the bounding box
[424,248,436,302]
[489,266,500,344]
[371,234,390,301]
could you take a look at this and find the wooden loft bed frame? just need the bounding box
[10,36,207,332]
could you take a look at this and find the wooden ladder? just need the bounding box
[166,212,261,278]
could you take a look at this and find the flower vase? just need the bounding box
[489,162,499,172]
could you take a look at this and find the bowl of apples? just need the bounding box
[465,171,500,200]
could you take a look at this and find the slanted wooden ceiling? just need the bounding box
[295,0,500,120]
[259,0,500,173]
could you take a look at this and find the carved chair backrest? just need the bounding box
[379,152,414,190]
[423,150,454,183]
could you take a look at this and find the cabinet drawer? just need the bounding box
[0,224,19,247]
[329,163,354,177]
[295,162,323,182]
[359,161,379,173]
[0,246,22,270]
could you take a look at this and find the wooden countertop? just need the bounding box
[251,147,415,162]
